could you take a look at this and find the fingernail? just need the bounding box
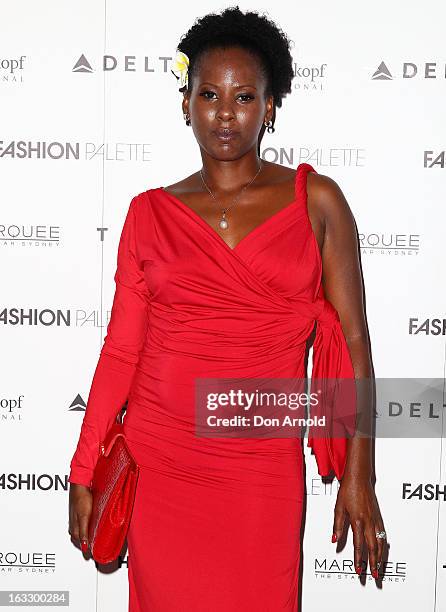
[372,568,379,579]
[81,540,89,553]
[355,565,362,575]
[331,533,337,543]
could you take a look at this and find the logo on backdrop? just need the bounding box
[0,308,112,327]
[0,551,56,573]
[0,140,151,162]
[402,483,446,501]
[72,53,326,93]
[424,151,446,168]
[314,557,406,582]
[0,395,24,421]
[0,474,68,491]
[0,223,61,247]
[68,394,86,412]
[292,62,327,91]
[306,477,340,496]
[409,318,446,335]
[0,56,26,84]
[72,54,93,73]
[380,399,445,420]
[372,60,446,80]
[372,61,393,80]
[261,147,365,167]
[72,53,172,74]
[358,232,420,256]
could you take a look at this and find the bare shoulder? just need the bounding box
[307,171,356,229]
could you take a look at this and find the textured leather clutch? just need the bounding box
[88,411,140,564]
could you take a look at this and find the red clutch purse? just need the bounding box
[88,410,140,564]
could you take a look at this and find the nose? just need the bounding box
[216,97,236,123]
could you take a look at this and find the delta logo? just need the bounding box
[72,53,170,74]
[72,54,93,73]
[68,394,86,412]
[372,60,446,80]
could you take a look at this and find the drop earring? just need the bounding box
[183,112,191,126]
[264,119,275,134]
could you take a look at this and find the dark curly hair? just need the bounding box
[176,5,294,110]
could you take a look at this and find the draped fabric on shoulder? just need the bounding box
[68,161,356,611]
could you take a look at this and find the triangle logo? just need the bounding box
[371,61,393,80]
[72,54,94,73]
[68,393,86,411]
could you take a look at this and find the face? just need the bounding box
[182,46,273,160]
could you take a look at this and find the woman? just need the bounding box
[68,6,386,611]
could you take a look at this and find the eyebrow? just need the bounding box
[199,82,258,90]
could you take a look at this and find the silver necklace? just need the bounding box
[199,159,263,230]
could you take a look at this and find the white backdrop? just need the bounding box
[1,1,445,610]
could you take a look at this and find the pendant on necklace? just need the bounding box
[219,210,229,230]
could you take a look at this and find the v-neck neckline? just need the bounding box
[157,164,302,254]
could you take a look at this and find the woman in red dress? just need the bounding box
[68,7,386,610]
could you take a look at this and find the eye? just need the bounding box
[199,90,217,100]
[238,93,254,102]
[198,90,255,102]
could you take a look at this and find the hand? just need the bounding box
[68,483,93,555]
[332,476,386,579]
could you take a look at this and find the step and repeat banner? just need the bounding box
[1,1,445,610]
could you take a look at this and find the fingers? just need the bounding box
[78,512,90,554]
[364,521,380,578]
[332,502,346,543]
[68,506,79,542]
[375,526,385,566]
[336,480,386,580]
[351,518,365,575]
[68,485,92,554]
[68,511,89,554]
[354,518,387,579]
[374,523,386,578]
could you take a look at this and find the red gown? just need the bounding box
[68,162,355,611]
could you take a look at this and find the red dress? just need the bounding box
[69,162,355,611]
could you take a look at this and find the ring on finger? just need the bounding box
[375,530,386,539]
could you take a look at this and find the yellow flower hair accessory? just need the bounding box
[170,50,189,92]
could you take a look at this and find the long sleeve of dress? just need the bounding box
[68,196,150,488]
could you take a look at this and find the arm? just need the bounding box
[309,172,373,474]
[68,195,150,487]
[308,173,386,580]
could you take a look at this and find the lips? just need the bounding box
[214,129,238,141]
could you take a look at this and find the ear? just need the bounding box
[182,92,190,116]
[264,94,274,123]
